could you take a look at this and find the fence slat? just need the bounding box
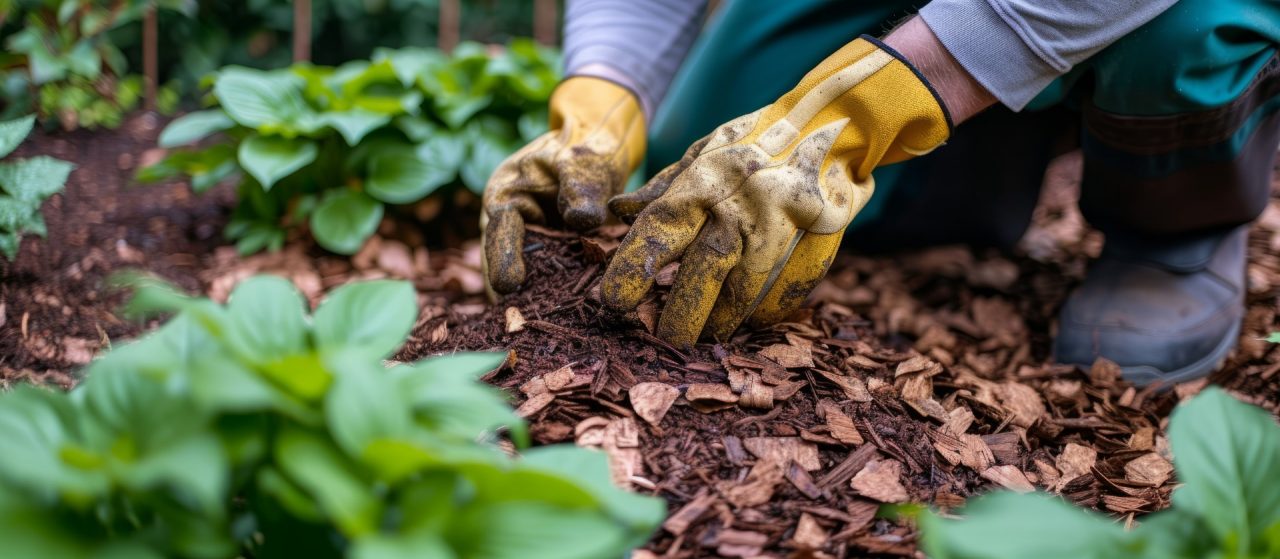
[439,0,460,53]
[294,0,312,62]
[143,3,157,110]
[534,0,557,45]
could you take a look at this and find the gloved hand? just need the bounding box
[601,36,951,347]
[483,76,646,294]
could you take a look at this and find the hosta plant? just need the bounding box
[920,387,1280,559]
[0,114,72,259]
[0,274,664,558]
[141,39,558,255]
[0,0,187,128]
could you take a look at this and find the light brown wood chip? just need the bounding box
[744,437,822,471]
[1124,453,1174,487]
[981,465,1035,493]
[759,343,815,368]
[629,382,680,426]
[850,459,909,503]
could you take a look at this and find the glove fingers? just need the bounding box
[557,151,623,231]
[484,204,533,294]
[608,134,712,223]
[655,215,743,348]
[703,225,802,340]
[746,231,843,327]
[601,195,708,312]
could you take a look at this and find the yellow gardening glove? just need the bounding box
[601,37,951,347]
[483,76,646,294]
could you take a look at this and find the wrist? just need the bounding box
[883,17,996,124]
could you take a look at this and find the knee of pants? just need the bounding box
[1082,0,1280,115]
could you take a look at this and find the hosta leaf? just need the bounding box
[1265,332,1280,343]
[394,362,523,445]
[237,135,317,190]
[374,47,447,87]
[309,189,383,255]
[158,110,235,148]
[0,196,33,231]
[352,533,455,559]
[437,95,492,129]
[224,275,310,363]
[919,492,1130,559]
[394,115,438,143]
[0,156,74,202]
[119,432,227,516]
[312,279,416,357]
[416,131,466,177]
[404,352,506,380]
[213,67,311,130]
[275,427,381,537]
[0,231,18,260]
[324,350,411,458]
[322,110,392,146]
[0,114,35,158]
[459,135,512,194]
[365,149,449,204]
[447,502,630,559]
[520,446,666,540]
[1168,387,1280,555]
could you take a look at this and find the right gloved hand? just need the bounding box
[482,76,646,294]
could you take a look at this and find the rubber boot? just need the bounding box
[1054,226,1248,386]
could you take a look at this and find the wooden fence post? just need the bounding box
[294,0,312,62]
[534,0,557,45]
[439,0,460,53]
[142,3,157,110]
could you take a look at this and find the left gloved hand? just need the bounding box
[600,36,951,347]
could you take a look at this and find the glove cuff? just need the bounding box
[859,35,954,132]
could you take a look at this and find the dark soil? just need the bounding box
[0,114,233,385]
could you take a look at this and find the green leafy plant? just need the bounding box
[142,39,557,255]
[0,114,72,259]
[0,0,188,128]
[0,274,664,558]
[919,387,1280,559]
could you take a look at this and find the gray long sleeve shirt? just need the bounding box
[562,0,1179,115]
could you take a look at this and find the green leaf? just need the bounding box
[119,432,227,516]
[1167,387,1280,555]
[275,427,381,537]
[365,149,449,204]
[0,196,34,231]
[224,275,310,363]
[324,350,412,458]
[415,131,465,178]
[237,134,317,190]
[309,189,383,255]
[438,95,492,129]
[0,231,18,260]
[919,492,1130,559]
[158,110,235,148]
[520,446,666,540]
[460,135,512,195]
[406,352,507,380]
[395,362,524,445]
[0,114,35,158]
[1265,332,1280,344]
[352,532,456,559]
[447,502,631,559]
[312,279,416,357]
[213,67,315,131]
[0,156,74,202]
[322,109,392,146]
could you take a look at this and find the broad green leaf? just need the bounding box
[352,532,455,559]
[237,134,317,190]
[324,350,412,458]
[275,427,381,537]
[447,502,630,559]
[438,95,492,130]
[0,386,107,498]
[1168,387,1280,555]
[119,432,227,516]
[0,114,35,158]
[322,109,391,146]
[312,279,416,356]
[224,275,310,363]
[309,189,383,255]
[158,110,235,148]
[257,352,332,403]
[0,156,74,202]
[374,47,447,87]
[213,67,314,131]
[517,110,548,142]
[919,492,1131,559]
[65,41,101,78]
[460,136,512,194]
[365,149,449,204]
[0,496,94,559]
[394,115,438,143]
[0,196,33,231]
[256,466,325,523]
[405,352,507,380]
[416,132,465,177]
[520,446,665,540]
[1265,332,1280,344]
[0,231,18,260]
[394,355,524,445]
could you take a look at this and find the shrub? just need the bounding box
[0,114,73,259]
[142,39,557,255]
[919,387,1280,559]
[0,0,186,129]
[0,274,664,558]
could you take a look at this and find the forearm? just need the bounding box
[562,0,708,119]
[917,0,1178,111]
[883,17,996,125]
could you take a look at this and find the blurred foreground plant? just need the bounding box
[0,274,663,558]
[919,387,1280,559]
[142,39,558,255]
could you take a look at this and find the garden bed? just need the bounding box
[4,114,1280,557]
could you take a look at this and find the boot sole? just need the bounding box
[1117,317,1242,388]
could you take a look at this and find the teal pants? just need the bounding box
[648,0,1280,248]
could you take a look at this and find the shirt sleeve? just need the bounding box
[918,0,1179,111]
[562,0,709,119]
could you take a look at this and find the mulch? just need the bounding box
[4,113,1280,558]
